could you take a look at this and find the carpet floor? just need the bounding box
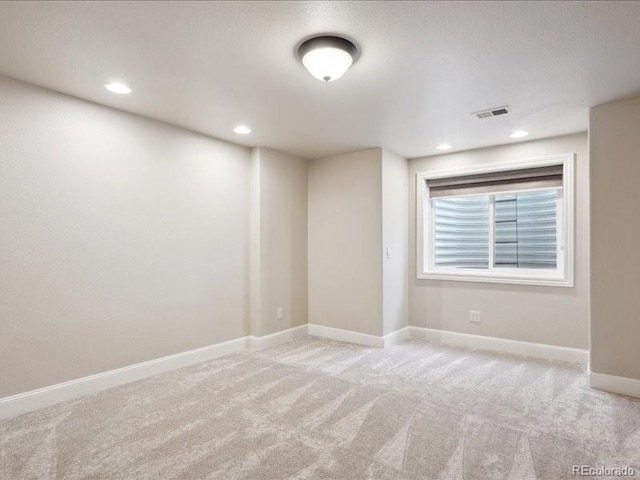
[1,336,640,479]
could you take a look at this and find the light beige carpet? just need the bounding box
[1,337,639,479]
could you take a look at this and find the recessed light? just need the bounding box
[509,130,529,139]
[296,35,359,82]
[233,125,252,135]
[104,82,132,95]
[436,143,452,151]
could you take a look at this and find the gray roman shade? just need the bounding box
[427,165,563,199]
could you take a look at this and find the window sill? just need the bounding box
[417,270,573,288]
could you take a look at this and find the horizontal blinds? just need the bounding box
[427,165,563,199]
[494,190,558,269]
[434,196,489,268]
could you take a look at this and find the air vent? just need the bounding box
[472,105,511,119]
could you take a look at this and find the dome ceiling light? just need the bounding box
[296,35,359,83]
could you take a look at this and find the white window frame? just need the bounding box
[416,153,575,287]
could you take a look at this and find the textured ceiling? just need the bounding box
[0,1,639,159]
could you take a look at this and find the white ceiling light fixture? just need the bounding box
[104,81,131,95]
[509,130,529,139]
[233,125,252,135]
[296,35,359,83]
[436,143,452,151]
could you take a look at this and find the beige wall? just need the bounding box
[250,147,308,337]
[308,148,383,336]
[0,74,598,399]
[0,77,251,397]
[382,150,409,335]
[249,148,262,338]
[590,97,640,379]
[408,132,589,349]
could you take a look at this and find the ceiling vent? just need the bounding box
[472,105,511,119]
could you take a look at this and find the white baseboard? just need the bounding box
[307,324,384,348]
[589,371,640,398]
[382,326,411,347]
[0,324,309,421]
[0,336,249,421]
[0,323,593,420]
[248,325,309,350]
[306,324,411,348]
[409,326,588,366]
[305,324,587,368]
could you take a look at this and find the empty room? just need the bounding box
[1,1,640,479]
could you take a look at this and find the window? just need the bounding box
[417,154,574,286]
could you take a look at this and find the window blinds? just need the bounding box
[494,190,558,269]
[427,165,563,199]
[434,196,489,268]
[433,190,558,270]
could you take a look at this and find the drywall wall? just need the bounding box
[408,132,589,349]
[249,148,262,338]
[0,76,251,397]
[382,150,409,335]
[590,96,640,380]
[250,147,308,337]
[308,148,383,336]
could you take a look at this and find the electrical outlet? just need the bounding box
[277,307,284,321]
[469,311,481,324]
